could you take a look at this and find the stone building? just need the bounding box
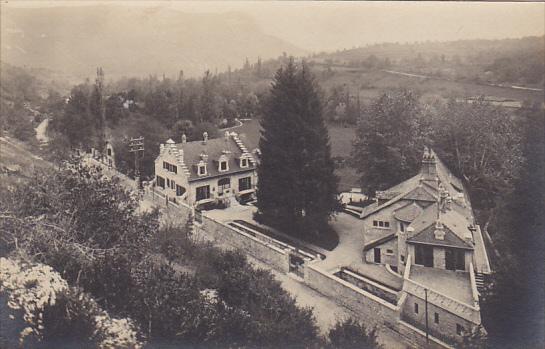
[154,131,258,207]
[359,148,491,343]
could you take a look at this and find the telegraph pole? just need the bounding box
[129,137,144,190]
[95,67,107,157]
[425,288,430,345]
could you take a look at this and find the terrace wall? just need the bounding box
[196,215,291,273]
[303,263,400,329]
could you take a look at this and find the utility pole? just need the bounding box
[95,67,107,157]
[129,137,144,190]
[425,288,430,345]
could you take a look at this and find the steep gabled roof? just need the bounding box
[394,202,424,223]
[363,233,397,251]
[159,133,256,182]
[407,223,474,250]
[402,185,437,202]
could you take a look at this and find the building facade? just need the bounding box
[358,148,491,343]
[154,131,258,207]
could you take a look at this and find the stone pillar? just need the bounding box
[433,247,446,269]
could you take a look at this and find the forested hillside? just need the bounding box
[313,36,545,87]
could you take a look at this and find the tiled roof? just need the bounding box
[407,223,474,250]
[394,202,424,223]
[402,185,437,202]
[165,134,256,181]
[363,233,397,251]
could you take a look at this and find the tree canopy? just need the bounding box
[256,60,338,237]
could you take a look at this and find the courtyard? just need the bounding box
[204,202,404,292]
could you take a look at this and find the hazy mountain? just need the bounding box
[1,6,306,80]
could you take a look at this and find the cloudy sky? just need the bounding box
[4,1,544,52]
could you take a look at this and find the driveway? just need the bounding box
[313,212,403,290]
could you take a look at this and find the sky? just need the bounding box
[3,1,545,52]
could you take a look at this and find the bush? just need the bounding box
[328,318,382,349]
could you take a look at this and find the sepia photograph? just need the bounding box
[0,1,544,348]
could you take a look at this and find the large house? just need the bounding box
[359,148,491,342]
[154,131,259,207]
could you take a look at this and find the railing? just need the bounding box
[469,262,480,307]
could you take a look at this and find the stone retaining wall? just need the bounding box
[197,215,290,273]
[304,263,400,329]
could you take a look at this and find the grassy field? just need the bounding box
[314,68,544,106]
[233,119,360,192]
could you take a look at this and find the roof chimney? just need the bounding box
[182,134,187,143]
[203,132,208,144]
[421,147,437,181]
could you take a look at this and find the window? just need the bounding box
[218,178,231,194]
[386,249,394,254]
[241,158,248,168]
[415,245,434,267]
[414,303,419,314]
[400,255,405,263]
[239,177,252,191]
[399,222,405,232]
[446,248,466,271]
[176,185,185,197]
[156,175,165,189]
[107,148,112,156]
[434,312,439,324]
[170,179,176,190]
[198,164,207,176]
[166,178,170,188]
[163,161,177,174]
[220,161,228,171]
[373,220,390,228]
[196,185,210,201]
[456,324,464,336]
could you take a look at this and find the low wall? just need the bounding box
[198,215,290,273]
[304,263,400,329]
[335,268,400,305]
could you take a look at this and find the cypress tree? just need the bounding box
[256,60,338,237]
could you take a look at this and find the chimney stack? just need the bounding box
[203,132,208,144]
[421,147,437,181]
[182,134,187,143]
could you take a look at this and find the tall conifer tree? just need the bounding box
[256,60,338,236]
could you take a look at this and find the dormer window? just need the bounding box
[240,158,248,168]
[218,154,229,172]
[197,160,207,176]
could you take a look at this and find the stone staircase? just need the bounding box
[474,272,486,293]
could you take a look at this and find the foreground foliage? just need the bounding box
[0,163,322,348]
